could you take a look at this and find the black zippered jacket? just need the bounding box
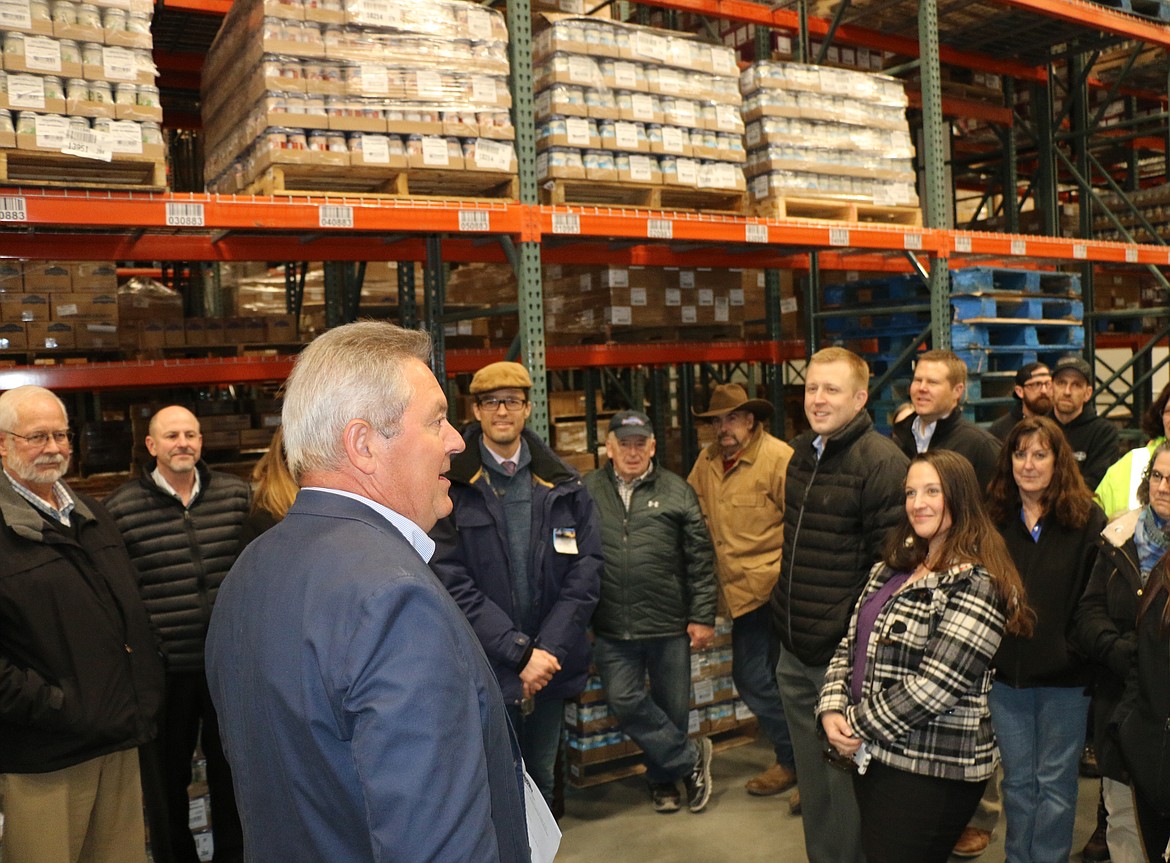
[0,472,164,773]
[104,460,250,671]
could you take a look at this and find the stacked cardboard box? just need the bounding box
[533,15,745,192]
[0,260,119,350]
[201,0,517,193]
[0,0,163,166]
[565,619,756,784]
[740,62,918,208]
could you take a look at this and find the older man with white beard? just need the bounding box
[0,385,164,863]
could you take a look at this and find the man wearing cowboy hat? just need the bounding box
[687,382,798,798]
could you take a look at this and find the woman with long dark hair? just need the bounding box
[986,416,1107,863]
[817,450,1033,863]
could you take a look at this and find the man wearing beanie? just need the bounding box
[431,361,602,810]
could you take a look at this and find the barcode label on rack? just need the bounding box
[0,197,27,222]
[647,219,672,239]
[955,235,972,253]
[745,223,768,244]
[1010,239,1027,255]
[903,233,923,250]
[166,203,205,227]
[458,210,490,232]
[1126,248,1139,263]
[829,227,849,247]
[551,213,580,235]
[1073,243,1087,260]
[319,205,353,229]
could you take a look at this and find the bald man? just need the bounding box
[105,405,251,863]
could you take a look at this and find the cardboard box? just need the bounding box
[199,414,253,432]
[74,321,120,349]
[23,262,72,292]
[135,321,167,349]
[163,320,186,346]
[183,318,206,346]
[201,430,241,450]
[240,428,277,449]
[1,293,52,322]
[51,293,119,322]
[265,314,298,343]
[27,321,75,349]
[0,323,28,351]
[0,261,23,293]
[71,262,118,292]
[223,316,247,344]
[203,318,225,344]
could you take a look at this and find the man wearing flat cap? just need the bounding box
[431,361,602,810]
[584,410,718,814]
[989,362,1053,441]
[687,382,798,798]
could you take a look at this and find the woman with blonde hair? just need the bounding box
[818,449,1033,863]
[238,426,297,550]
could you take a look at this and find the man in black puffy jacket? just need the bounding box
[0,385,164,862]
[104,405,250,863]
[583,410,718,815]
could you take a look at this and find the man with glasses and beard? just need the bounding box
[0,385,164,862]
[432,361,602,811]
[989,363,1053,442]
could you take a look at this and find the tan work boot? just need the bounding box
[745,762,797,796]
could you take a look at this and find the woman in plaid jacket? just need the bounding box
[817,450,1034,863]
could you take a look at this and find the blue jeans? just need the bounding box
[507,697,565,808]
[733,605,795,768]
[593,634,698,784]
[989,682,1090,863]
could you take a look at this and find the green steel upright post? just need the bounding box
[507,0,549,441]
[1002,77,1019,234]
[1032,76,1059,237]
[424,236,447,383]
[797,0,809,63]
[324,261,345,329]
[918,0,951,349]
[1071,53,1094,368]
[765,269,786,438]
[397,261,418,329]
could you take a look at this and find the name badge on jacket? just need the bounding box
[552,527,578,555]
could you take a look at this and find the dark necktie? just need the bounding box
[502,460,517,476]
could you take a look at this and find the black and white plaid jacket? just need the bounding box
[817,560,1007,782]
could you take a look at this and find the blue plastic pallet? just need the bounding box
[951,322,1085,351]
[823,275,927,307]
[823,317,930,338]
[950,295,1084,322]
[950,267,1082,297]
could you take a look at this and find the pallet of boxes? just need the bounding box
[740,61,921,224]
[565,618,758,787]
[0,260,120,353]
[201,0,517,197]
[533,14,746,211]
[0,0,165,188]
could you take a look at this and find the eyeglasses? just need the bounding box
[478,396,528,412]
[1022,380,1051,390]
[4,429,73,447]
[1151,469,1170,487]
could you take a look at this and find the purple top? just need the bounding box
[851,570,914,704]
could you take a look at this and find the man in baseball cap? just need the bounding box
[989,362,1053,441]
[1051,354,1119,489]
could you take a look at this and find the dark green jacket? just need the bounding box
[584,462,717,640]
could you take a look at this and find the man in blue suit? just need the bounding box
[206,322,532,863]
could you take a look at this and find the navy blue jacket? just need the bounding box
[207,491,530,863]
[431,427,602,705]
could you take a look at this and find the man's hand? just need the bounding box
[821,710,861,755]
[520,648,561,699]
[687,623,715,650]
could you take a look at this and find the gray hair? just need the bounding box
[281,321,432,481]
[0,386,69,431]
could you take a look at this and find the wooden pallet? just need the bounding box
[752,194,923,226]
[541,179,746,214]
[243,164,518,200]
[0,150,166,191]
[567,724,759,789]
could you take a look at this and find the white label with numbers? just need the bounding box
[565,117,591,147]
[693,679,714,705]
[630,287,647,306]
[613,61,638,90]
[9,74,45,109]
[25,36,61,72]
[1010,239,1027,256]
[698,288,713,306]
[660,126,685,154]
[606,268,628,288]
[665,287,680,306]
[33,114,67,149]
[1073,244,1087,260]
[730,288,744,306]
[903,233,923,250]
[829,227,850,247]
[955,235,972,253]
[715,296,729,322]
[319,205,353,229]
[0,196,28,222]
[780,296,798,314]
[109,120,141,154]
[414,70,443,101]
[458,210,490,232]
[745,223,768,244]
[472,76,497,104]
[716,104,740,131]
[62,126,111,161]
[647,219,672,239]
[421,136,449,166]
[614,122,639,151]
[672,101,696,127]
[631,93,654,121]
[634,32,668,62]
[657,68,681,94]
[679,270,695,289]
[628,154,653,183]
[350,0,403,27]
[0,0,32,30]
[608,306,632,326]
[681,305,697,324]
[699,163,737,189]
[1126,247,1139,263]
[551,212,580,235]
[676,158,698,187]
[359,64,389,96]
[474,139,512,172]
[567,55,595,85]
[466,8,492,40]
[166,202,205,227]
[361,135,390,164]
[102,46,136,81]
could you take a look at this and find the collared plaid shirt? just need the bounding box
[4,470,75,526]
[818,560,1007,782]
